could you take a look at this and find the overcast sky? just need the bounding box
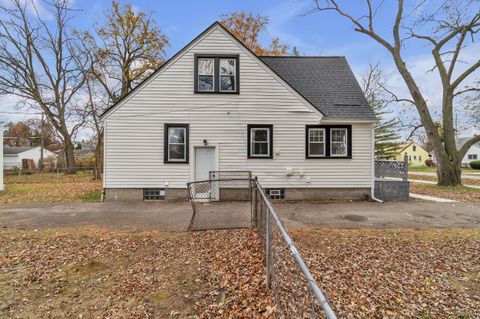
[1,0,478,138]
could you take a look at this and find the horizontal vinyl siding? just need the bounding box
[104,26,373,189]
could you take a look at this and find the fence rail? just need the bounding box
[187,173,337,318]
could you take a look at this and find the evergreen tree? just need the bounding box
[361,64,401,159]
[291,46,301,56]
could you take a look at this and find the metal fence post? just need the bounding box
[265,205,271,289]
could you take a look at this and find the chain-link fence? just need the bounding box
[3,167,99,183]
[187,172,337,318]
[255,180,337,319]
[188,178,255,230]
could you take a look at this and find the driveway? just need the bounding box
[1,200,479,230]
[274,201,480,228]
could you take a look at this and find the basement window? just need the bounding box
[143,188,165,200]
[266,188,285,200]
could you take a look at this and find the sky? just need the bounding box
[1,0,479,139]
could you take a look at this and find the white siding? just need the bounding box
[3,147,56,169]
[462,144,480,165]
[104,25,373,189]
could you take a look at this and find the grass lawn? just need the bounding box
[410,183,480,202]
[410,174,480,186]
[0,171,102,205]
[1,228,478,318]
[409,166,479,174]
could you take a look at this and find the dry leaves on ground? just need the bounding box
[0,228,273,318]
[409,174,480,186]
[0,172,102,204]
[292,228,480,319]
[410,182,480,202]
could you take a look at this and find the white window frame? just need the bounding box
[250,128,270,157]
[219,58,236,92]
[308,128,326,157]
[330,128,348,157]
[197,57,215,92]
[468,154,478,160]
[168,127,187,162]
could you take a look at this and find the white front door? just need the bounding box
[195,147,215,181]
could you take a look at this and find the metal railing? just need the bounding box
[209,170,252,180]
[255,179,337,319]
[187,172,337,318]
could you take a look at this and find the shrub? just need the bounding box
[470,161,480,170]
[425,159,433,167]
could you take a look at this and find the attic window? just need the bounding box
[194,55,239,93]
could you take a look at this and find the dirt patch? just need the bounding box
[0,228,273,318]
[291,228,480,319]
[410,183,480,202]
[341,214,368,222]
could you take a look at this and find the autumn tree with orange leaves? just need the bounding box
[220,11,289,56]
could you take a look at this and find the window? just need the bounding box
[220,58,236,92]
[308,128,325,157]
[419,155,422,161]
[143,188,165,200]
[468,154,478,160]
[413,145,417,151]
[414,155,417,160]
[409,156,412,161]
[164,124,189,163]
[247,124,273,158]
[330,128,348,157]
[197,58,214,92]
[194,55,239,93]
[266,188,285,200]
[306,125,351,159]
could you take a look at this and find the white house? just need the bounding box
[3,146,56,169]
[100,22,376,201]
[457,137,480,166]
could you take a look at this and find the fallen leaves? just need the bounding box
[410,182,480,202]
[0,172,102,204]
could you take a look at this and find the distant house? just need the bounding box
[457,137,480,166]
[3,146,56,170]
[392,142,430,166]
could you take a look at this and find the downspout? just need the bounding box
[371,125,384,203]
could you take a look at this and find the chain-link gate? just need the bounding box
[188,178,255,230]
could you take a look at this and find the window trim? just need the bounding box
[194,54,240,94]
[305,125,352,159]
[164,124,189,164]
[247,124,273,159]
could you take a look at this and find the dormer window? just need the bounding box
[194,54,239,93]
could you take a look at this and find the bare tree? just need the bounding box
[71,1,170,178]
[310,0,480,185]
[0,0,89,172]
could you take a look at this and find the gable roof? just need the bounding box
[260,56,375,120]
[100,21,374,122]
[3,146,35,155]
[397,142,428,154]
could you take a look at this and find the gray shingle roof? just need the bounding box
[3,146,35,155]
[259,56,375,121]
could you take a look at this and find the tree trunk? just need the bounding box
[64,141,77,174]
[436,158,462,186]
[94,133,103,181]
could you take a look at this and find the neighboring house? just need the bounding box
[393,142,430,166]
[3,146,56,169]
[100,22,376,201]
[457,137,480,166]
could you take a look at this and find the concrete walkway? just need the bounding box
[1,200,479,230]
[409,178,480,189]
[409,193,458,203]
